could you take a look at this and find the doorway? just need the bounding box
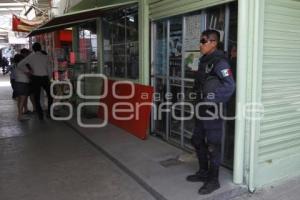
[151,2,238,169]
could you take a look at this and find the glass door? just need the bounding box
[151,14,203,148]
[168,17,184,146]
[182,13,205,149]
[151,20,168,139]
[151,3,237,169]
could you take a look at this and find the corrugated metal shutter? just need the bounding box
[259,0,300,163]
[149,0,235,20]
[69,0,137,12]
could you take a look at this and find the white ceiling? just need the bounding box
[0,1,27,15]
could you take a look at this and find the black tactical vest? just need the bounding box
[194,55,225,100]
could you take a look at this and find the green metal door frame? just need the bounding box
[139,0,150,85]
[234,0,265,191]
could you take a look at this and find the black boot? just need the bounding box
[198,168,220,195]
[186,169,209,182]
[198,178,220,195]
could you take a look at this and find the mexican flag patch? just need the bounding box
[221,69,232,77]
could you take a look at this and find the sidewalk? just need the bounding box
[0,73,246,200]
[67,118,246,200]
[1,74,300,200]
[232,177,300,200]
[0,76,155,200]
[67,117,300,200]
[1,75,245,200]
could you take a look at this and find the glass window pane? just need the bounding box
[103,20,113,77]
[206,6,225,49]
[154,21,168,76]
[153,78,167,134]
[169,81,183,142]
[183,13,202,79]
[126,7,139,79]
[169,18,182,78]
[113,44,126,77]
[126,42,139,79]
[78,21,98,68]
[126,7,138,41]
[112,10,126,44]
[112,11,126,78]
[102,6,139,79]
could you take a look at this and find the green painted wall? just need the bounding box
[256,0,300,187]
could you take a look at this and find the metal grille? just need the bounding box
[149,0,235,20]
[259,0,300,163]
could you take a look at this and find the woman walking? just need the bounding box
[14,54,31,121]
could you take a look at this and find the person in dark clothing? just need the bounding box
[4,59,17,99]
[1,57,9,74]
[20,48,31,57]
[186,30,235,195]
[18,43,52,120]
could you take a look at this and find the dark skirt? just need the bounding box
[14,82,29,96]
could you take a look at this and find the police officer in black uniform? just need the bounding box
[186,30,235,195]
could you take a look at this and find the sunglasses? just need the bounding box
[200,38,216,44]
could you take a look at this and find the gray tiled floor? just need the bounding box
[0,76,155,200]
[3,75,300,200]
[232,177,300,200]
[0,75,247,200]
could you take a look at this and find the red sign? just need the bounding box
[12,15,35,32]
[98,80,154,140]
[59,30,72,42]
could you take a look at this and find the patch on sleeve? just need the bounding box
[220,69,232,77]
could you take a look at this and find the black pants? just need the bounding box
[191,119,223,179]
[10,79,16,98]
[31,76,53,118]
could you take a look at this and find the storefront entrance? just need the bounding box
[151,2,237,169]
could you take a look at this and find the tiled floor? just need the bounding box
[0,75,247,200]
[0,76,155,200]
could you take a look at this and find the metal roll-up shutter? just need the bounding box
[69,0,137,12]
[257,0,300,185]
[149,0,235,20]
